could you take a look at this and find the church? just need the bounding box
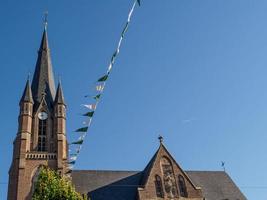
[7,25,247,200]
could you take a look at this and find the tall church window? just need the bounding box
[38,118,47,151]
[160,157,178,198]
[154,175,164,198]
[178,175,188,197]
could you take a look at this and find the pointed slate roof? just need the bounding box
[20,79,33,103]
[31,27,56,108]
[54,82,65,105]
[71,170,142,198]
[187,171,247,200]
[71,170,247,200]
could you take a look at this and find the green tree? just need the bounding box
[32,167,86,200]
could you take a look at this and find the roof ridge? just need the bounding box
[72,169,141,173]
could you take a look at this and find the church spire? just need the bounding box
[31,17,56,108]
[54,81,65,105]
[20,78,33,104]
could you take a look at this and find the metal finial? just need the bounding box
[44,11,48,30]
[58,75,62,85]
[158,135,163,144]
[27,71,31,81]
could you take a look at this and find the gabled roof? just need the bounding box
[139,143,199,190]
[31,28,56,109]
[71,143,246,200]
[20,79,33,103]
[71,170,247,200]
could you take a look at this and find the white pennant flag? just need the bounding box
[70,156,77,161]
[82,104,96,110]
[68,165,74,169]
[82,118,92,126]
[76,146,82,154]
[108,63,113,73]
[96,84,105,92]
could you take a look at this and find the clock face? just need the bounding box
[38,112,48,120]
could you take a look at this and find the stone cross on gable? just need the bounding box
[158,135,163,143]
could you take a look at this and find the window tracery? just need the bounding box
[38,118,47,151]
[160,157,178,198]
[155,175,164,198]
[178,175,188,197]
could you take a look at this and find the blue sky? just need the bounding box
[1,0,267,199]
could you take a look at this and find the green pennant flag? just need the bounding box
[93,94,101,100]
[70,153,78,156]
[137,0,141,6]
[122,22,129,37]
[98,74,109,82]
[68,160,76,165]
[83,111,94,117]
[75,127,88,132]
[112,50,118,58]
[111,51,118,64]
[71,140,84,145]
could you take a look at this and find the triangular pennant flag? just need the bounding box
[75,127,88,132]
[111,51,118,64]
[69,153,78,156]
[82,118,92,126]
[76,147,81,154]
[98,74,109,82]
[112,50,118,58]
[107,63,113,73]
[83,111,94,117]
[70,156,77,161]
[93,94,101,100]
[68,160,76,165]
[117,38,123,53]
[122,22,129,37]
[82,104,96,110]
[137,0,141,6]
[96,84,105,92]
[68,165,74,170]
[71,139,84,145]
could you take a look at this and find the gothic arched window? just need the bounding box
[160,157,178,198]
[38,118,47,151]
[154,175,164,198]
[178,175,188,197]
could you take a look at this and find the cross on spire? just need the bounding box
[44,11,48,30]
[27,71,31,81]
[158,135,163,144]
[221,161,226,172]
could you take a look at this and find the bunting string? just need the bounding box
[66,0,141,173]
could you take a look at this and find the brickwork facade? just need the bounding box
[137,144,203,200]
[7,28,68,200]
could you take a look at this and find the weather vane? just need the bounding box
[44,11,48,30]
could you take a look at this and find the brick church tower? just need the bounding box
[7,25,68,200]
